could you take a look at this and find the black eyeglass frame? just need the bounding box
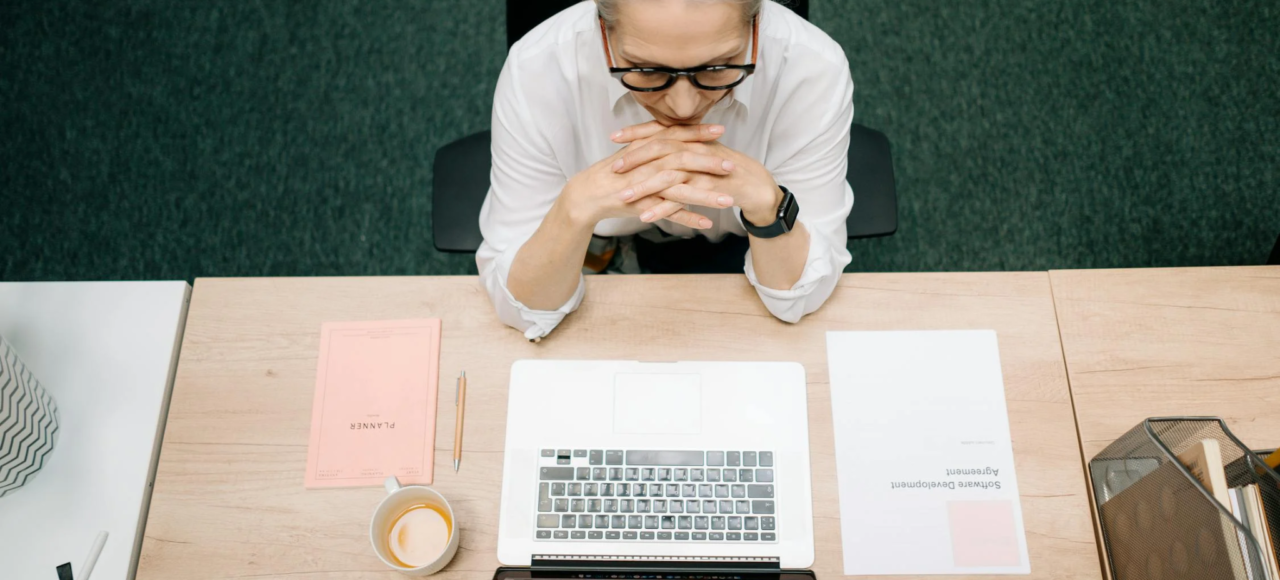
[599,15,760,93]
[608,64,757,92]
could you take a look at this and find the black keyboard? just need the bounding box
[532,449,778,543]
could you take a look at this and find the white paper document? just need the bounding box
[826,330,1030,575]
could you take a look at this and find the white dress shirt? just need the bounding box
[477,0,855,340]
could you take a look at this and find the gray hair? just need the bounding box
[596,0,764,28]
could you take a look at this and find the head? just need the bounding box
[597,0,762,126]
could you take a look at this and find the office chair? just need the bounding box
[1268,234,1280,265]
[433,0,896,253]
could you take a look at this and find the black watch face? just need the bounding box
[779,190,799,229]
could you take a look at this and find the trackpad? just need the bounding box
[613,373,702,435]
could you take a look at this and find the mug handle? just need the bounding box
[384,476,402,495]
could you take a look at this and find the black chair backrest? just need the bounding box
[507,0,809,49]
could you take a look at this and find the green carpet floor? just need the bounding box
[2,0,1277,281]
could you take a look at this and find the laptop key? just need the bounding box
[576,468,591,481]
[554,530,569,540]
[748,485,774,498]
[661,516,675,530]
[574,450,588,458]
[731,484,745,498]
[756,469,774,483]
[729,517,742,530]
[683,484,697,498]
[554,499,568,512]
[568,483,582,496]
[617,483,631,497]
[636,499,650,513]
[541,449,555,457]
[609,468,623,481]
[761,532,776,542]
[678,515,693,530]
[641,468,656,481]
[557,457,571,465]
[562,515,576,528]
[653,500,667,513]
[606,531,621,540]
[588,531,604,540]
[644,515,659,529]
[693,532,707,540]
[657,468,671,481]
[735,500,750,514]
[539,483,552,511]
[641,532,656,540]
[585,483,599,496]
[710,532,725,541]
[537,514,559,528]
[707,469,721,482]
[744,532,759,541]
[541,467,575,481]
[537,530,552,539]
[634,484,647,497]
[711,516,726,530]
[595,515,609,528]
[743,451,757,467]
[571,499,585,512]
[702,500,717,514]
[714,485,729,498]
[727,452,741,467]
[620,499,634,513]
[589,450,604,465]
[625,468,639,481]
[759,451,774,467]
[551,483,566,496]
[557,449,572,459]
[695,516,709,530]
[658,532,673,540]
[727,532,742,541]
[612,515,627,529]
[675,532,690,540]
[723,470,737,482]
[623,531,638,540]
[592,468,607,481]
[571,531,586,540]
[588,499,602,512]
[752,501,776,515]
[669,500,684,514]
[578,515,592,528]
[745,517,759,530]
[604,499,618,512]
[601,483,613,496]
[739,469,754,483]
[718,500,733,514]
[626,450,704,466]
[605,450,624,465]
[674,468,688,481]
[761,517,776,530]
[707,451,725,466]
[691,468,704,482]
[665,484,680,497]
[628,515,643,529]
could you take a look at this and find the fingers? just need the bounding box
[637,199,713,229]
[612,141,733,175]
[652,183,735,209]
[617,169,688,203]
[612,122,724,144]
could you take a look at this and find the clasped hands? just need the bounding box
[557,121,784,231]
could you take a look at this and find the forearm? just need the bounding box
[747,221,810,290]
[507,199,596,311]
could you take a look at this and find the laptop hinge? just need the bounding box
[531,555,781,572]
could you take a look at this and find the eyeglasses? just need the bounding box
[599,16,759,93]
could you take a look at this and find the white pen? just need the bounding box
[81,531,108,580]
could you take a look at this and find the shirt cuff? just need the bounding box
[742,221,836,323]
[481,243,586,341]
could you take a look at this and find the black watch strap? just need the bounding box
[740,186,799,239]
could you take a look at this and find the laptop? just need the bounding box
[497,360,814,574]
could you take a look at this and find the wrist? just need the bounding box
[741,184,785,226]
[550,189,599,234]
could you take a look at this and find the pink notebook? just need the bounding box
[304,319,441,488]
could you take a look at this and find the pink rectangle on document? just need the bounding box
[948,500,1022,568]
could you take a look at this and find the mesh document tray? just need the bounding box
[1090,417,1280,580]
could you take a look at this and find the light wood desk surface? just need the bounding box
[1050,266,1280,458]
[137,273,1100,579]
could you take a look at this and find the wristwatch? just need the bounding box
[740,185,799,239]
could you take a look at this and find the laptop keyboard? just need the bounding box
[533,449,778,543]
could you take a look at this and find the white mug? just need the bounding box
[370,476,460,576]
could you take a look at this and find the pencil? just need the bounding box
[454,371,467,472]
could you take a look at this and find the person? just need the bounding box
[478,0,854,340]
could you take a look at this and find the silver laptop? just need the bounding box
[497,360,814,571]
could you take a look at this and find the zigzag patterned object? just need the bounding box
[0,337,60,498]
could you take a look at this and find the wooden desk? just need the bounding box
[1050,266,1280,459]
[137,273,1100,579]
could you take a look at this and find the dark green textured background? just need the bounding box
[2,1,1277,281]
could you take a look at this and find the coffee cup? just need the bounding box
[370,476,459,575]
